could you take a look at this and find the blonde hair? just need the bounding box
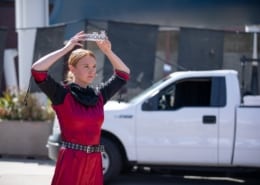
[66,48,96,82]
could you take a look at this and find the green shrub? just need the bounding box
[0,89,54,121]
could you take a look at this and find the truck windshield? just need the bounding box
[129,75,172,104]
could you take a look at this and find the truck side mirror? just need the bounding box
[142,98,156,111]
[142,96,157,111]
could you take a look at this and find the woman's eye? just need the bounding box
[83,65,96,69]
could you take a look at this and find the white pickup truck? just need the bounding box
[47,69,260,182]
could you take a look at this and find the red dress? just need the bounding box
[32,69,129,185]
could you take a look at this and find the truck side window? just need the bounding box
[173,79,211,108]
[157,77,225,110]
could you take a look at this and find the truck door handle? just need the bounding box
[203,115,216,124]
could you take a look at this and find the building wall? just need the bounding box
[1,0,260,96]
[0,1,17,48]
[50,0,260,30]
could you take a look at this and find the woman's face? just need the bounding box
[69,55,96,87]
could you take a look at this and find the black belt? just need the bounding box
[61,141,105,153]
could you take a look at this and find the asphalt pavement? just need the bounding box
[0,157,55,185]
[0,157,260,185]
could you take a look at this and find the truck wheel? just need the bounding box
[101,137,122,182]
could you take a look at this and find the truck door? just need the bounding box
[136,77,226,165]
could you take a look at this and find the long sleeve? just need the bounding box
[99,70,130,104]
[31,69,67,105]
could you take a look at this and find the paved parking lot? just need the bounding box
[0,157,55,185]
[1,157,260,185]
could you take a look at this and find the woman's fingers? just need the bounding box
[75,30,84,36]
[96,39,112,54]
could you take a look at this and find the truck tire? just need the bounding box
[101,137,122,182]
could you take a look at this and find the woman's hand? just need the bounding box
[64,31,86,51]
[96,39,112,55]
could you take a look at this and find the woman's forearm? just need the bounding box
[105,50,130,74]
[96,39,130,74]
[32,31,85,71]
[31,46,70,71]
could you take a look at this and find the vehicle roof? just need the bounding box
[169,69,238,79]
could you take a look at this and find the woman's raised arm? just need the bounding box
[31,31,86,71]
[96,39,130,74]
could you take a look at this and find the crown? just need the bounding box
[84,30,106,41]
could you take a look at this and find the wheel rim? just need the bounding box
[102,151,110,174]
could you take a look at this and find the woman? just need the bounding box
[31,31,130,185]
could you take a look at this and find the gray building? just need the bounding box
[1,0,260,97]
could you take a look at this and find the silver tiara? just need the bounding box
[84,30,107,41]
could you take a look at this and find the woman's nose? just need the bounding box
[89,68,96,73]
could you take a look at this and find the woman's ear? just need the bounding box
[68,64,74,73]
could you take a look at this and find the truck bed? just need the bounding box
[233,106,260,167]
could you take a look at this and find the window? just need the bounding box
[142,77,226,111]
[173,78,212,108]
